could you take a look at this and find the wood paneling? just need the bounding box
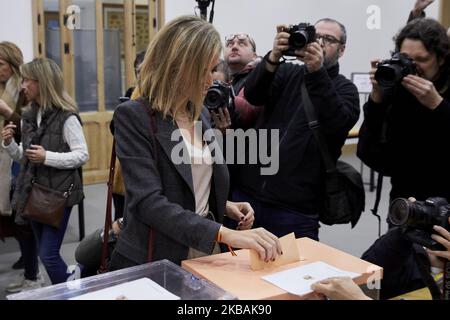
[60,0,75,98]
[124,0,137,89]
[80,112,114,184]
[96,0,106,112]
[32,0,45,58]
[440,0,450,29]
[33,0,165,184]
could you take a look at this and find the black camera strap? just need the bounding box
[413,245,442,300]
[444,261,450,300]
[300,81,336,174]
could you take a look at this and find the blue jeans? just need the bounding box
[12,161,39,281]
[18,233,38,281]
[229,190,320,240]
[31,207,72,284]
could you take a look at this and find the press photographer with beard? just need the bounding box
[234,19,360,239]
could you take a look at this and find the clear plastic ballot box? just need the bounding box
[7,259,237,300]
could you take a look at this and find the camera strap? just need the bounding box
[413,246,442,300]
[443,261,450,300]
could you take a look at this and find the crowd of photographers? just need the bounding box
[1,0,450,299]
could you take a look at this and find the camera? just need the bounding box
[375,52,417,90]
[389,197,450,250]
[204,80,235,112]
[118,97,130,103]
[283,23,316,56]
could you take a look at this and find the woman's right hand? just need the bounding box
[219,226,282,262]
[369,59,383,103]
[1,122,16,146]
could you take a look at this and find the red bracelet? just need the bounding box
[216,228,237,256]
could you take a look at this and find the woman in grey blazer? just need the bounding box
[109,15,282,269]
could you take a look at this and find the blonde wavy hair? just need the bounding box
[139,15,222,121]
[0,42,24,79]
[20,58,78,113]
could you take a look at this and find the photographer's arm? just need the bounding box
[408,0,434,22]
[304,67,360,136]
[360,59,391,133]
[244,25,289,107]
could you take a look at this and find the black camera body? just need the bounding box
[375,52,417,90]
[389,197,450,250]
[283,23,316,57]
[118,96,130,103]
[204,80,235,112]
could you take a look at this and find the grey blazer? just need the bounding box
[112,99,229,265]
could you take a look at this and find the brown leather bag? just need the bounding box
[23,182,73,228]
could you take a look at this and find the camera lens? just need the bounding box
[375,64,403,88]
[389,198,411,226]
[204,89,223,110]
[290,31,308,49]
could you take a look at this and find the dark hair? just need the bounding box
[212,59,231,82]
[134,50,146,74]
[395,18,450,65]
[315,18,347,45]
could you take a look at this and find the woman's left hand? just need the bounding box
[225,201,255,230]
[25,144,46,164]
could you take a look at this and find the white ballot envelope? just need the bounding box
[70,278,180,300]
[261,261,361,296]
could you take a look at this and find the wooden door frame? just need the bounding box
[32,0,46,58]
[30,0,166,184]
[440,0,450,29]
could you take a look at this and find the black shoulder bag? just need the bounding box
[301,82,365,227]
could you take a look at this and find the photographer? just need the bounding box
[358,18,450,209]
[361,197,450,299]
[310,212,450,300]
[210,33,261,132]
[233,19,360,239]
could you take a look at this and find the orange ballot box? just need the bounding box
[182,237,383,300]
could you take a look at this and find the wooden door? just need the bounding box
[32,0,165,184]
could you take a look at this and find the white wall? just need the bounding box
[165,0,440,79]
[0,0,34,63]
[0,0,442,73]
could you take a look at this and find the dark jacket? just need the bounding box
[12,104,84,224]
[359,66,450,201]
[236,61,360,216]
[112,99,229,266]
[361,227,433,299]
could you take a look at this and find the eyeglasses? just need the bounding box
[316,34,344,45]
[225,33,250,43]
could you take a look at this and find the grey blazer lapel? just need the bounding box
[154,113,195,196]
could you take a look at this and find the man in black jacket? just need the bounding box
[232,19,360,240]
